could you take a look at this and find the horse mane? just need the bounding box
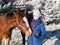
[6,12,13,18]
[0,7,25,19]
[0,6,13,15]
[14,9,25,17]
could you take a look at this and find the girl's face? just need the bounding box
[33,15,39,20]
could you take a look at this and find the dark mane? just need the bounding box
[14,9,26,17]
[6,12,13,18]
[0,6,14,15]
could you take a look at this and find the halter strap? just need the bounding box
[16,18,28,30]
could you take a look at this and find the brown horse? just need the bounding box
[0,9,30,45]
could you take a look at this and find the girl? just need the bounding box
[28,9,46,45]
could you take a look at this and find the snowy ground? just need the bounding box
[43,23,60,45]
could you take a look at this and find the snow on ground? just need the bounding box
[43,23,60,45]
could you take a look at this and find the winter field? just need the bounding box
[43,23,60,45]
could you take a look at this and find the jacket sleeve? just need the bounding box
[40,23,46,41]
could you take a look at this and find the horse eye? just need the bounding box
[22,21,25,23]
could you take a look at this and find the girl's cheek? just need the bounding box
[33,16,39,20]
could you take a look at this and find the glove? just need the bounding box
[34,32,41,38]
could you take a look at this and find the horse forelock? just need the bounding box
[6,12,13,18]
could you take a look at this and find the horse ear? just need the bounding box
[13,11,20,18]
[13,11,18,18]
[13,12,16,15]
[13,12,16,16]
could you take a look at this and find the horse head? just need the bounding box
[13,9,31,36]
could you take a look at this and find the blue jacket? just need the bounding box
[28,17,46,45]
